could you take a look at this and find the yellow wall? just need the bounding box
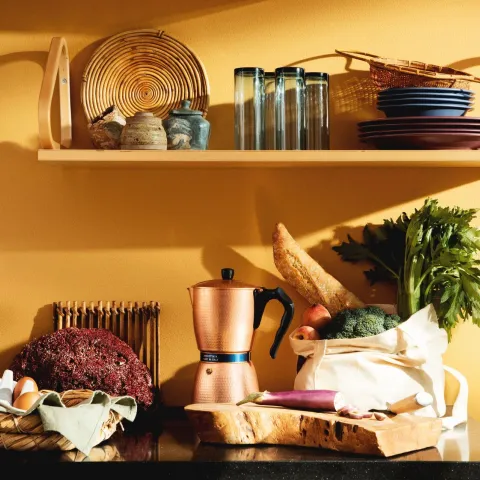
[1,0,480,415]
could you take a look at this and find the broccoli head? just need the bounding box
[383,314,401,331]
[322,306,402,340]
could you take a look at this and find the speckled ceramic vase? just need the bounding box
[120,112,167,150]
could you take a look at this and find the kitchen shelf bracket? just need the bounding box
[38,37,72,150]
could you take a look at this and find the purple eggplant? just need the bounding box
[236,389,346,412]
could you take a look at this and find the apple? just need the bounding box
[301,304,332,331]
[292,325,321,340]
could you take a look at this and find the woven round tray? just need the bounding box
[81,29,210,123]
[0,389,122,451]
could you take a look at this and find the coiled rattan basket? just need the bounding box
[0,389,122,451]
[336,50,480,90]
[81,29,210,124]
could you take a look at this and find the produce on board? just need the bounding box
[236,389,388,421]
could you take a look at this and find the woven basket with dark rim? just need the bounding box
[336,50,480,90]
[82,29,210,124]
[0,390,122,451]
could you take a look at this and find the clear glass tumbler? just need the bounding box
[234,67,265,150]
[275,67,305,150]
[305,72,329,150]
[264,72,276,150]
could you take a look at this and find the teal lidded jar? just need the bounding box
[163,99,210,150]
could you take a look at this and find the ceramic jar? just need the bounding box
[120,112,167,150]
[163,100,210,150]
[88,105,126,149]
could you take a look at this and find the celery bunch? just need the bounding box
[333,198,480,340]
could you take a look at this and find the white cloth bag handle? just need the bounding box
[441,365,468,430]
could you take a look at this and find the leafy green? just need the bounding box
[333,213,409,285]
[321,306,401,340]
[333,198,480,341]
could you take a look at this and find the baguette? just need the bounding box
[272,222,365,316]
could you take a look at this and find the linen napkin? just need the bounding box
[0,390,137,455]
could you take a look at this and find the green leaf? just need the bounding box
[333,196,480,341]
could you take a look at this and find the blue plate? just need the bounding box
[379,87,475,95]
[379,92,474,100]
[378,97,473,106]
[378,104,472,117]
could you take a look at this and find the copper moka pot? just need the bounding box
[188,268,294,404]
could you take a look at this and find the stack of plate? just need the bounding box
[359,87,480,149]
[377,87,475,118]
[358,117,480,149]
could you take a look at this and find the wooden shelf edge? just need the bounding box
[37,149,480,167]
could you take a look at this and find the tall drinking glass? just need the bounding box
[306,72,329,150]
[264,72,276,150]
[275,67,305,150]
[234,67,265,150]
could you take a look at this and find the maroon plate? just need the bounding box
[361,132,480,150]
[359,123,480,133]
[358,116,480,128]
[359,128,480,138]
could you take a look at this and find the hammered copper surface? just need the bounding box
[193,361,259,404]
[190,287,256,352]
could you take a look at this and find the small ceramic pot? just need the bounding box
[163,100,210,150]
[88,105,126,149]
[120,112,167,150]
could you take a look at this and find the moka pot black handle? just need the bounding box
[253,287,294,359]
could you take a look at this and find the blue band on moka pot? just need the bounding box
[200,352,251,363]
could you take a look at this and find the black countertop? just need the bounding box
[1,409,479,479]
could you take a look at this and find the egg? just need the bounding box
[13,377,38,401]
[13,391,41,411]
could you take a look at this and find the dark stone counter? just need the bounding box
[0,408,479,479]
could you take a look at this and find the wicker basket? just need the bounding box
[0,390,122,451]
[335,50,480,90]
[81,29,210,125]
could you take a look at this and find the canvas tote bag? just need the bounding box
[290,304,468,429]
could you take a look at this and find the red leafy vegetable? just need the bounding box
[10,328,154,409]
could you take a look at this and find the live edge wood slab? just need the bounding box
[184,403,443,457]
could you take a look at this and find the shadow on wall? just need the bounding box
[161,362,197,407]
[212,54,377,150]
[70,39,106,149]
[0,305,54,372]
[0,342,28,372]
[285,53,378,150]
[69,38,235,150]
[65,43,374,151]
[62,39,480,151]
[0,51,47,70]
[1,142,480,252]
[0,0,267,33]
[31,304,54,341]
[447,57,480,72]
